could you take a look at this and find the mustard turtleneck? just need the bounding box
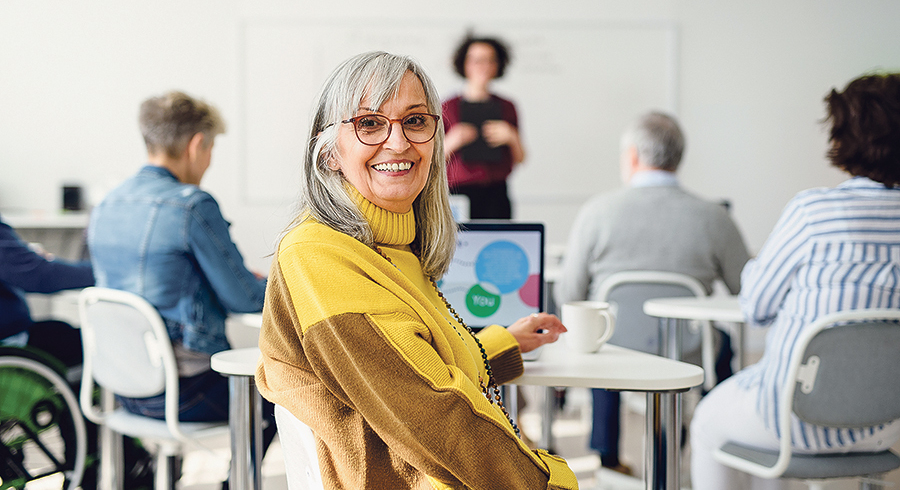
[346,185,416,247]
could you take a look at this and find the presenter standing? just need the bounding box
[442,35,526,219]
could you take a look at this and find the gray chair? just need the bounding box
[597,271,717,388]
[78,287,229,490]
[274,404,324,490]
[714,308,900,490]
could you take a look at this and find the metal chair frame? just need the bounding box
[597,270,717,388]
[714,308,900,489]
[78,287,228,490]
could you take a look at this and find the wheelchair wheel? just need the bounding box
[0,349,86,490]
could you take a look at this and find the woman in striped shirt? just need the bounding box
[690,72,900,489]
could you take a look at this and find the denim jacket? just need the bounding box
[88,165,266,355]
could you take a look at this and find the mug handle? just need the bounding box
[594,309,616,350]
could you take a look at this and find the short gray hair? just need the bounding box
[621,111,685,171]
[294,51,457,278]
[139,91,225,158]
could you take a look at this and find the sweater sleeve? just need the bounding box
[555,196,601,305]
[710,207,751,295]
[476,324,524,385]
[258,239,577,490]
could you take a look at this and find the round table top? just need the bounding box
[211,347,261,376]
[643,295,745,323]
[515,341,704,392]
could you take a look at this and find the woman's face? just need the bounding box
[464,42,499,84]
[332,71,433,214]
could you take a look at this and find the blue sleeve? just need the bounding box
[739,197,809,326]
[0,218,94,293]
[186,196,267,313]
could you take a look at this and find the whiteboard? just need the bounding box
[239,20,677,205]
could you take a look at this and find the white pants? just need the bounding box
[690,375,900,490]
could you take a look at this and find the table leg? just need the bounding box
[540,386,554,451]
[504,384,519,430]
[227,375,263,490]
[644,391,683,490]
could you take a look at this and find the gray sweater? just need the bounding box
[555,185,750,305]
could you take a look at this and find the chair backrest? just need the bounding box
[77,287,186,439]
[788,310,900,429]
[596,271,707,354]
[752,308,900,477]
[274,404,324,490]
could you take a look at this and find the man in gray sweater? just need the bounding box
[555,111,750,475]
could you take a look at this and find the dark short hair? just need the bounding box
[452,36,511,79]
[825,73,900,187]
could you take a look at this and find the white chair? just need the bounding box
[77,287,229,490]
[274,404,324,490]
[714,309,900,489]
[597,271,717,388]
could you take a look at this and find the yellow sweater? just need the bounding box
[256,195,577,489]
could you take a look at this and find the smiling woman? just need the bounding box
[331,71,436,214]
[255,51,575,489]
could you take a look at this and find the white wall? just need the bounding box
[2,0,899,273]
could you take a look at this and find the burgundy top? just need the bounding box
[442,94,519,187]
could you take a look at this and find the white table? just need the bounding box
[514,341,704,490]
[643,295,747,370]
[3,210,90,261]
[210,347,263,490]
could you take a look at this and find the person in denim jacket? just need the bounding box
[88,91,275,480]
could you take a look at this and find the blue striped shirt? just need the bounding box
[737,177,900,450]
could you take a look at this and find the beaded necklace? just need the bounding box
[374,245,520,438]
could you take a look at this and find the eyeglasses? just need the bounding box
[339,113,441,146]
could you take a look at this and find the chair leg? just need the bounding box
[99,391,123,490]
[860,473,887,490]
[154,452,181,490]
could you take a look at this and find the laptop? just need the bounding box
[437,222,545,332]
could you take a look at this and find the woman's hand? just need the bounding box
[507,312,567,353]
[481,120,518,147]
[444,123,479,155]
[481,119,526,165]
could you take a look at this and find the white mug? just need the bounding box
[561,301,616,354]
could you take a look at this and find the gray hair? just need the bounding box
[295,51,457,278]
[620,111,685,171]
[139,91,225,158]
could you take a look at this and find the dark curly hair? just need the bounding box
[452,36,510,79]
[825,73,900,187]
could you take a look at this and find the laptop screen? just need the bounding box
[437,222,545,330]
